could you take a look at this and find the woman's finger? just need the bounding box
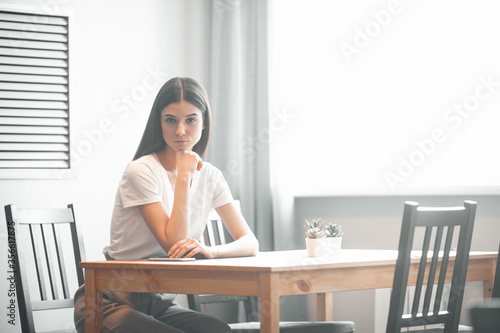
[183,246,200,258]
[196,157,203,171]
[169,238,200,258]
[167,238,189,257]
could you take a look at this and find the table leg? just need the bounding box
[316,292,333,321]
[484,279,493,298]
[84,268,103,333]
[484,257,497,298]
[259,273,280,333]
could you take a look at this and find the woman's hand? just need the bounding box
[167,237,215,259]
[176,150,203,179]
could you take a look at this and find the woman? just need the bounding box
[74,77,259,332]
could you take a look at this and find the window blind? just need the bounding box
[0,10,69,170]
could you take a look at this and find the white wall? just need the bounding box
[0,0,211,332]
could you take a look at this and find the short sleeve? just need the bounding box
[210,167,234,209]
[119,159,162,208]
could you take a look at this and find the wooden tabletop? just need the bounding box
[80,249,497,272]
[81,249,497,333]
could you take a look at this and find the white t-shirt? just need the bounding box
[102,153,233,260]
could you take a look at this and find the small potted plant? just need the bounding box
[304,218,325,257]
[323,223,343,255]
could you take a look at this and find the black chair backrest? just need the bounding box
[4,204,86,333]
[199,208,232,246]
[386,200,477,333]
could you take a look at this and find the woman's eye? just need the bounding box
[187,118,196,123]
[165,118,176,123]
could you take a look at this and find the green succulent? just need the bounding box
[305,218,325,239]
[324,223,343,238]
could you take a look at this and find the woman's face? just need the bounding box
[160,100,204,153]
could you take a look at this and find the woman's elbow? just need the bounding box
[250,237,260,256]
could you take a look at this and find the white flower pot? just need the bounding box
[305,238,326,257]
[323,237,342,255]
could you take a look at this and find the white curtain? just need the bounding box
[208,0,274,250]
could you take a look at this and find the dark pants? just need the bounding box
[74,284,231,333]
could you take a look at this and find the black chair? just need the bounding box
[4,204,86,333]
[386,201,477,333]
[187,204,355,333]
[468,298,500,332]
[468,242,500,333]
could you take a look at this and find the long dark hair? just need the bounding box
[133,77,211,160]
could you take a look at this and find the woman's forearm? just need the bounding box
[164,175,191,246]
[211,234,260,258]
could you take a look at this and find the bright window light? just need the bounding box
[269,0,500,195]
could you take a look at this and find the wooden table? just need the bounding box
[80,249,497,333]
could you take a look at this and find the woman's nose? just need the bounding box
[176,122,185,136]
